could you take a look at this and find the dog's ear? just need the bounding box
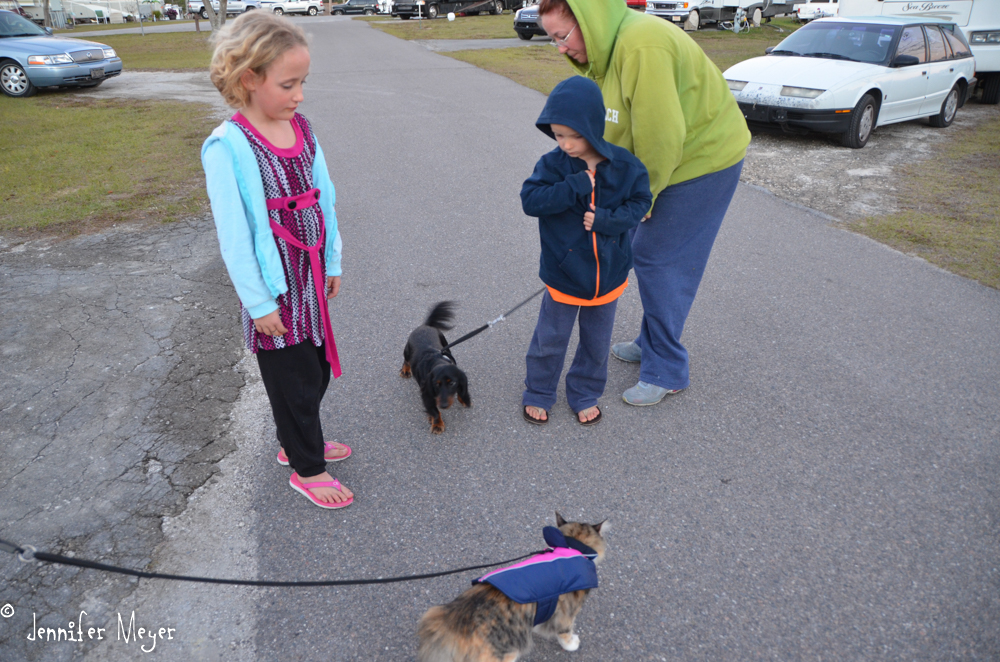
[555,512,567,527]
[457,370,471,406]
[594,519,610,536]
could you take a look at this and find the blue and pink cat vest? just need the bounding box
[474,526,599,625]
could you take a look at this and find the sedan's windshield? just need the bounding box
[772,22,899,64]
[0,11,47,37]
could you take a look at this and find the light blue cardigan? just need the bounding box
[201,120,342,319]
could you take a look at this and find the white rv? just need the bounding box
[838,0,999,103]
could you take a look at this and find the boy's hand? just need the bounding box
[326,276,341,299]
[254,310,288,337]
[583,202,596,231]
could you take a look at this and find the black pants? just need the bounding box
[256,341,331,478]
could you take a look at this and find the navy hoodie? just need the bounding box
[521,76,652,303]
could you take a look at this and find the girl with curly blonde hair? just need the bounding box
[202,11,355,509]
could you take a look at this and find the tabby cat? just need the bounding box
[417,513,609,662]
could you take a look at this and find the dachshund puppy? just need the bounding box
[401,302,471,434]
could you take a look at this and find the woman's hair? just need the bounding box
[209,12,309,109]
[537,0,575,17]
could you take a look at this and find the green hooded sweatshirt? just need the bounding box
[563,0,750,200]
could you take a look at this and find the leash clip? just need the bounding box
[18,545,37,563]
[487,314,505,328]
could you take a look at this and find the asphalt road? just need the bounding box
[1,16,998,662]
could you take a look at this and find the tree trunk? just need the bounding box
[203,0,227,30]
[42,0,52,27]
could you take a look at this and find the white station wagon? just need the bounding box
[723,16,977,148]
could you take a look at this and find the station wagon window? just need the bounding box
[942,26,972,58]
[925,25,948,62]
[896,26,927,63]
[771,22,900,64]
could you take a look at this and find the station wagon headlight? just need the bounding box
[969,31,1000,44]
[27,53,74,65]
[727,80,748,91]
[781,86,825,98]
[103,48,117,58]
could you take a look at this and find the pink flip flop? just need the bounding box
[289,472,353,510]
[277,441,352,467]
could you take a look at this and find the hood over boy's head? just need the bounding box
[535,76,614,162]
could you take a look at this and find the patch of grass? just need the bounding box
[56,20,196,33]
[850,113,1000,289]
[442,20,799,95]
[96,31,213,70]
[363,13,516,39]
[0,96,217,236]
[445,46,573,95]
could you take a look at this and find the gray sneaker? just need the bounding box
[611,341,641,363]
[622,381,682,406]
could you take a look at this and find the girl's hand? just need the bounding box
[326,276,341,299]
[583,202,596,231]
[254,310,288,337]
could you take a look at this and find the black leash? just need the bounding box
[0,537,543,588]
[442,287,546,351]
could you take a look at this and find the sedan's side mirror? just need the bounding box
[44,26,53,35]
[765,46,774,54]
[892,54,919,67]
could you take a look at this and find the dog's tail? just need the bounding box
[424,301,456,331]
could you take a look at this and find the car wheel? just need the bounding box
[0,60,36,98]
[308,5,317,13]
[981,73,1000,105]
[751,7,761,26]
[200,8,208,17]
[364,7,375,13]
[516,31,532,40]
[929,85,959,128]
[244,4,255,9]
[332,8,343,13]
[491,0,503,14]
[683,9,699,31]
[426,3,438,18]
[840,93,876,149]
[273,6,284,13]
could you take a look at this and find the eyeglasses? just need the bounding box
[549,24,576,47]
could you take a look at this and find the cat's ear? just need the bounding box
[595,519,610,536]
[555,512,567,527]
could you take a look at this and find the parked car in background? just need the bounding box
[625,0,646,10]
[0,9,122,97]
[329,0,378,13]
[723,16,976,147]
[188,0,260,19]
[796,0,838,22]
[264,0,323,14]
[513,3,546,40]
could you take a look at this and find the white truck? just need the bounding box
[646,0,804,31]
[838,0,999,103]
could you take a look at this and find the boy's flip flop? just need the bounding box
[523,406,549,425]
[576,406,602,427]
[289,472,353,510]
[277,441,352,466]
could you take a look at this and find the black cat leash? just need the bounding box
[442,286,547,351]
[0,536,545,588]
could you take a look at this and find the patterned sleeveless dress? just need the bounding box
[231,112,327,355]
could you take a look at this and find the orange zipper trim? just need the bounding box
[590,172,599,299]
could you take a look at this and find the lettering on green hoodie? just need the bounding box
[563,0,750,199]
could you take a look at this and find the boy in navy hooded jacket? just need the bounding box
[521,76,652,426]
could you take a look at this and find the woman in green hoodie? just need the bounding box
[539,0,750,406]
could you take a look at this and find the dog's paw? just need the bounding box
[429,414,445,434]
[558,633,580,652]
[399,363,411,378]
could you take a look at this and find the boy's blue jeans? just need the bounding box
[631,159,744,391]
[523,291,618,414]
